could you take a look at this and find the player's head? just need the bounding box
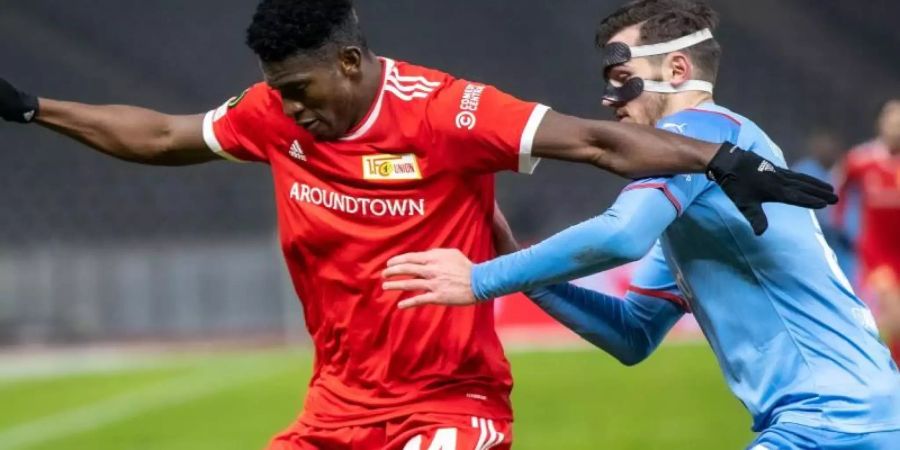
[596,0,721,126]
[878,99,900,152]
[246,0,374,140]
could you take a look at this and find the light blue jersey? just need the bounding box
[471,103,900,440]
[631,104,900,433]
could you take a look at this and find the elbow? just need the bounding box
[612,242,651,265]
[588,325,659,366]
[145,125,180,164]
[606,225,655,264]
[583,335,652,366]
[106,133,174,166]
[570,218,653,269]
[133,127,189,166]
[149,145,183,165]
[616,331,665,366]
[614,347,653,367]
[586,149,630,178]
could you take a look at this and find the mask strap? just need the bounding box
[629,28,714,58]
[642,80,714,94]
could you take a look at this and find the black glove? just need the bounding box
[0,78,39,123]
[706,142,838,236]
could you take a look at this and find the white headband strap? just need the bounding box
[629,28,714,58]
[643,80,714,94]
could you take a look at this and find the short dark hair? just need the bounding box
[246,0,366,63]
[596,0,721,83]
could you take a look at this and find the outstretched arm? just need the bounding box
[1,77,219,166]
[382,187,675,307]
[473,188,674,300]
[527,284,682,365]
[491,204,681,365]
[532,111,838,234]
[533,111,713,178]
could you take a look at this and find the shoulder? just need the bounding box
[214,82,282,122]
[656,106,741,144]
[384,59,452,103]
[206,82,298,152]
[391,59,510,111]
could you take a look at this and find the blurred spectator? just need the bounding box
[792,130,856,281]
[835,99,900,365]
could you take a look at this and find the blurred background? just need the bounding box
[0,0,898,449]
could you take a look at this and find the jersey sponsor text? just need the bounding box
[289,182,425,217]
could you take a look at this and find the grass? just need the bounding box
[0,343,754,449]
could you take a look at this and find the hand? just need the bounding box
[0,77,39,123]
[382,249,479,309]
[706,143,839,235]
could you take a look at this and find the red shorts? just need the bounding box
[266,413,512,450]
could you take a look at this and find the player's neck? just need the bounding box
[662,91,714,118]
[349,53,384,131]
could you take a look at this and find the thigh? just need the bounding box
[265,420,385,450]
[387,413,512,450]
[748,423,815,450]
[750,423,900,450]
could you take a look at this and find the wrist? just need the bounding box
[0,87,39,124]
[23,94,39,122]
[705,141,740,182]
[470,263,493,302]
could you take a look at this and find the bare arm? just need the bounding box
[492,203,521,256]
[33,98,219,166]
[529,110,837,234]
[532,110,712,178]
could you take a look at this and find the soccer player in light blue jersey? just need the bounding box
[382,1,900,448]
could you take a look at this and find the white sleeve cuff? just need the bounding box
[518,104,550,174]
[202,107,245,163]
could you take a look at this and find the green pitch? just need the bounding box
[0,343,753,449]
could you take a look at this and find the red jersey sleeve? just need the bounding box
[201,83,273,163]
[425,78,550,174]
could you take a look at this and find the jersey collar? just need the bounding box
[341,57,394,142]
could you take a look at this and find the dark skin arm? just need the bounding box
[492,203,521,256]
[34,100,705,172]
[33,98,219,166]
[532,110,711,178]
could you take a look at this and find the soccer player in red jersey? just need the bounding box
[0,1,835,448]
[836,100,900,365]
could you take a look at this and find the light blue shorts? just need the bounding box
[748,423,900,450]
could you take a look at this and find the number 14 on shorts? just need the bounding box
[401,417,509,450]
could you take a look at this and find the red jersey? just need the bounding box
[202,58,549,428]
[837,140,900,275]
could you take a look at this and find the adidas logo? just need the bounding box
[757,160,775,173]
[289,140,307,161]
[23,110,35,122]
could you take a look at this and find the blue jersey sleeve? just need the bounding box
[471,188,676,300]
[526,281,684,366]
[627,241,691,313]
[626,109,743,213]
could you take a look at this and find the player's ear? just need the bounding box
[338,46,363,78]
[665,52,692,86]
